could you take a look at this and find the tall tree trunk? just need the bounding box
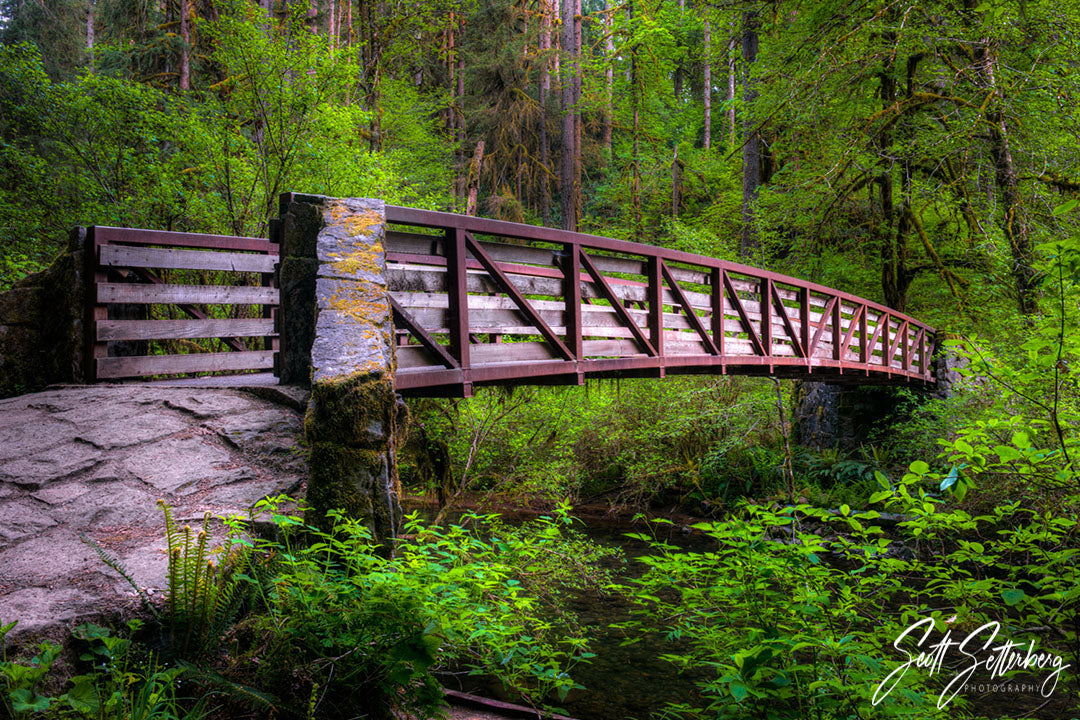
[539,0,552,225]
[878,55,903,310]
[86,0,94,57]
[178,0,190,90]
[457,47,465,149]
[329,0,337,47]
[345,0,351,45]
[672,144,680,218]
[359,0,382,152]
[447,22,456,139]
[560,0,579,231]
[674,0,684,101]
[466,141,485,216]
[630,2,641,233]
[703,18,711,150]
[728,26,737,148]
[603,0,613,156]
[573,0,582,226]
[739,9,760,259]
[980,44,1035,315]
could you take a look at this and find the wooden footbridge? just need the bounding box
[85,199,936,396]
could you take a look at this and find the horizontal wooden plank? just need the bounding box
[100,245,276,274]
[388,262,925,344]
[94,227,275,253]
[96,350,275,378]
[97,318,276,341]
[97,283,279,305]
[387,231,649,278]
[393,296,898,351]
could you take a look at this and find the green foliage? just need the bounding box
[159,501,252,658]
[406,376,782,511]
[618,505,951,719]
[1,619,199,720]
[230,497,617,719]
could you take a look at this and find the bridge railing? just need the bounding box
[86,227,278,381]
[384,206,936,395]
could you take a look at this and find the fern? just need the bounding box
[157,504,254,656]
[177,661,280,713]
[80,533,160,621]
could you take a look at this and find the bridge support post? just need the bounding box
[792,382,909,451]
[277,194,403,546]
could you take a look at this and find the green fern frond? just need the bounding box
[177,661,280,712]
[80,533,160,621]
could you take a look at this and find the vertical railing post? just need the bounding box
[563,242,583,381]
[859,304,868,367]
[84,226,107,383]
[831,296,842,362]
[265,219,280,358]
[761,279,772,358]
[919,327,927,379]
[799,286,810,365]
[881,313,891,370]
[445,225,470,392]
[711,267,725,361]
[647,255,664,370]
[901,321,910,371]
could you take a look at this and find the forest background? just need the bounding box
[4,0,1080,718]
[4,0,1059,504]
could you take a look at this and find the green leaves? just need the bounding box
[9,688,50,713]
[1053,198,1078,217]
[1001,588,1026,607]
[909,460,930,476]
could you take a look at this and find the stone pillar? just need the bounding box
[276,195,403,544]
[0,227,87,397]
[791,382,907,451]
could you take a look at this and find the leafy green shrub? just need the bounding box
[406,376,780,511]
[222,497,618,719]
[1,619,199,719]
[618,505,953,719]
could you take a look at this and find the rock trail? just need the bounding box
[0,384,307,639]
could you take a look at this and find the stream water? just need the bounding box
[433,508,714,720]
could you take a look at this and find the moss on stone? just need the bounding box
[305,442,384,533]
[304,371,397,448]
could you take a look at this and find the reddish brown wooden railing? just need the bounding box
[86,226,278,380]
[86,205,938,391]
[382,206,936,397]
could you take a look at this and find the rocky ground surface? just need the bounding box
[0,383,308,641]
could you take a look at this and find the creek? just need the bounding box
[430,506,715,720]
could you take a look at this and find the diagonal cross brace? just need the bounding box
[770,283,805,358]
[723,272,765,356]
[661,260,719,354]
[465,232,575,361]
[389,295,459,369]
[580,251,657,356]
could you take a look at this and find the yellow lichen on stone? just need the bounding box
[326,238,385,280]
[325,282,390,326]
[328,204,348,223]
[342,208,383,238]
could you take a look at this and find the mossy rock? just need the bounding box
[305,442,384,533]
[304,372,397,448]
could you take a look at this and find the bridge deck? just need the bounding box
[381,205,936,397]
